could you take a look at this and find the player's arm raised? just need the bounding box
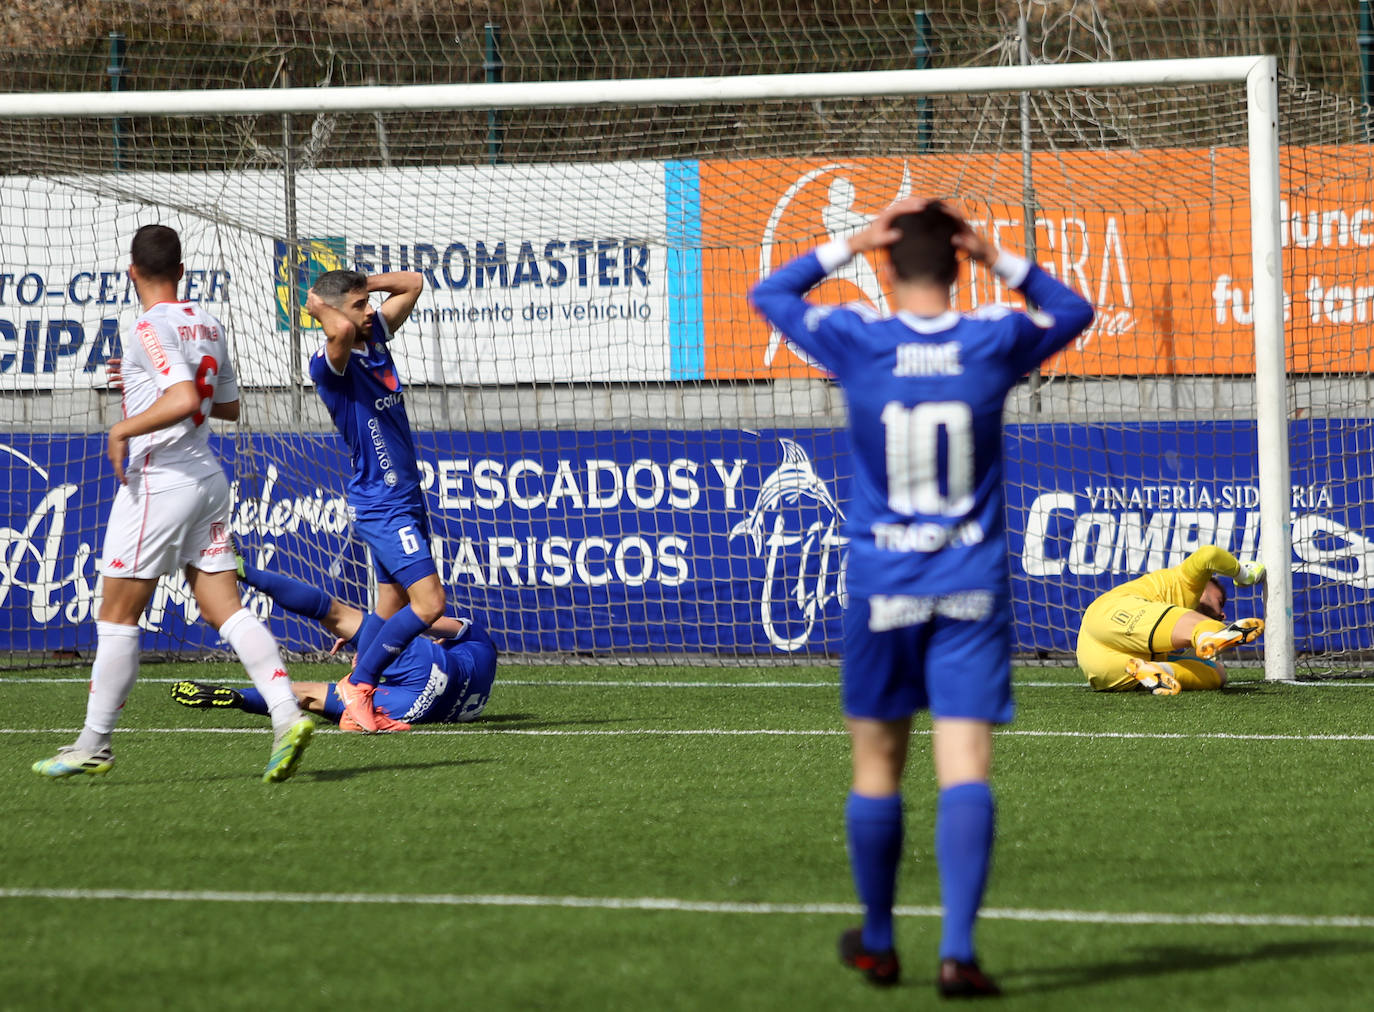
[948,205,1095,364]
[370,271,424,333]
[305,289,358,374]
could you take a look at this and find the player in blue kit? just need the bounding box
[750,198,1093,998]
[306,269,445,734]
[171,559,495,730]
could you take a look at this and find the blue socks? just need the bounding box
[935,781,995,963]
[236,688,269,716]
[240,561,332,622]
[351,605,428,687]
[846,791,904,953]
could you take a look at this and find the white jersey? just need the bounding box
[120,301,239,490]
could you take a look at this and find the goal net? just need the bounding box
[1,57,1367,677]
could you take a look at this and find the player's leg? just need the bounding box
[351,570,443,688]
[33,574,158,777]
[374,580,407,619]
[183,478,312,782]
[836,597,918,987]
[1171,609,1265,660]
[1162,651,1227,690]
[925,600,1010,999]
[1078,633,1170,692]
[35,484,166,778]
[324,610,409,732]
[344,508,443,730]
[236,556,364,643]
[172,680,337,716]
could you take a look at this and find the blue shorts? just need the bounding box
[351,501,437,588]
[841,591,1014,724]
[326,614,496,725]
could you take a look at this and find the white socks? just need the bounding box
[75,621,141,751]
[220,608,303,733]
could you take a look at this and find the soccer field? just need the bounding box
[3,662,1372,1010]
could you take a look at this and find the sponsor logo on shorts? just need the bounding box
[209,522,227,544]
[108,558,126,570]
[868,590,995,632]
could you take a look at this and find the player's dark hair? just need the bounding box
[313,269,369,304]
[130,224,181,281]
[1198,576,1228,621]
[887,202,961,288]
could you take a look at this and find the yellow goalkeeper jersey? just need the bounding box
[1098,545,1242,610]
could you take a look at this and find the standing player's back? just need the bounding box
[752,272,1090,598]
[121,301,236,486]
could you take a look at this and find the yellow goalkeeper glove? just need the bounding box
[1235,561,1266,586]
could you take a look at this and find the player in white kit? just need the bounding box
[32,224,315,783]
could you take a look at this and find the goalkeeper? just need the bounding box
[1076,546,1266,695]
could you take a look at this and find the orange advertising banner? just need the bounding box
[700,147,1374,378]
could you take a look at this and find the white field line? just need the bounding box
[4,726,1374,742]
[0,886,1368,929]
[5,676,1374,689]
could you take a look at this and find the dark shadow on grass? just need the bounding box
[994,937,1374,997]
[1219,682,1269,695]
[298,756,495,782]
[130,756,493,787]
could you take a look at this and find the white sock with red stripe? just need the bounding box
[219,608,302,734]
[75,621,141,752]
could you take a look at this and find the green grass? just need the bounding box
[2,663,1372,1010]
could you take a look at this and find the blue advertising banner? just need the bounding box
[3,422,1372,658]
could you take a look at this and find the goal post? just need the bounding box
[0,56,1318,680]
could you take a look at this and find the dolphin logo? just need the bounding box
[729,437,844,554]
[728,436,847,652]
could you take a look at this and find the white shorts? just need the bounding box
[99,472,237,579]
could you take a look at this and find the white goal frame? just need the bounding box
[0,56,1291,680]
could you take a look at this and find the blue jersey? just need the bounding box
[308,314,422,511]
[750,244,1093,599]
[336,615,497,725]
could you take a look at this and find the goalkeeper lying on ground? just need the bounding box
[1076,545,1266,695]
[172,559,496,730]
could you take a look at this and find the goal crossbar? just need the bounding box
[0,56,1292,680]
[0,56,1273,118]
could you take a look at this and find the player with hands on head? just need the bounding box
[1078,545,1266,695]
[33,224,314,784]
[304,268,443,734]
[751,196,1094,997]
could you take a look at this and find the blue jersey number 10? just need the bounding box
[880,400,975,517]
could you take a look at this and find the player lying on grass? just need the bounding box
[172,560,495,730]
[1076,545,1266,695]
